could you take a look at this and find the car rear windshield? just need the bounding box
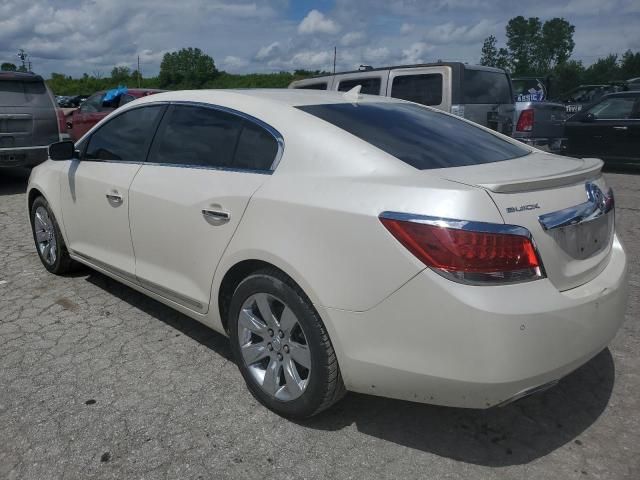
[463,69,512,104]
[0,80,51,107]
[296,102,529,170]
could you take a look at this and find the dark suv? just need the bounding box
[1,72,61,168]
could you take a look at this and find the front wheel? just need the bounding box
[30,196,76,274]
[228,269,345,418]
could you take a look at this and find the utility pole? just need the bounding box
[17,49,28,72]
[333,46,336,74]
[137,55,141,87]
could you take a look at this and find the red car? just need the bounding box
[67,88,164,141]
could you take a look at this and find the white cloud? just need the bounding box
[222,55,249,70]
[255,41,281,61]
[400,23,414,34]
[400,42,434,64]
[363,47,391,63]
[340,31,366,47]
[298,10,340,35]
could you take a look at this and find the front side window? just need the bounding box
[391,74,443,106]
[338,78,382,95]
[148,105,279,171]
[297,102,529,170]
[587,97,637,119]
[84,105,164,161]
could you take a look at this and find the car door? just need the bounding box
[608,95,640,161]
[128,104,281,313]
[583,95,638,160]
[60,104,166,280]
[387,67,451,112]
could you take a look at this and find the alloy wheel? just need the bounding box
[237,293,311,401]
[34,206,57,265]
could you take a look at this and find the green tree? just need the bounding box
[583,54,620,84]
[620,50,640,79]
[1,62,17,71]
[506,16,542,75]
[479,35,511,70]
[159,48,218,89]
[551,60,585,98]
[537,18,575,72]
[110,65,131,85]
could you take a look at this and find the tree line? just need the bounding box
[480,16,640,96]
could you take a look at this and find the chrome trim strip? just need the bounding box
[71,250,206,313]
[0,145,49,151]
[379,211,533,238]
[72,251,138,284]
[538,182,614,231]
[137,278,205,312]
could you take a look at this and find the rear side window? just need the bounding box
[295,82,327,90]
[85,106,163,162]
[463,69,512,104]
[338,78,381,95]
[0,80,51,107]
[390,74,442,106]
[297,102,529,170]
[149,105,278,171]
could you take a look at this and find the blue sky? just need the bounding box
[1,0,639,78]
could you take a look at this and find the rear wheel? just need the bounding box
[228,269,345,418]
[30,196,76,274]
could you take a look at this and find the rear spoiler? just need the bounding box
[477,158,603,193]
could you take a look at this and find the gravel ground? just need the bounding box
[0,167,638,480]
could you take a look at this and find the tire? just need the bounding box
[228,269,345,418]
[30,196,76,274]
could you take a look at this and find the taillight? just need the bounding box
[379,213,544,284]
[516,109,534,132]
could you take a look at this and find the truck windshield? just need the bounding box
[463,69,513,104]
[297,102,529,170]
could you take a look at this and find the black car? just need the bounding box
[564,92,640,167]
[0,72,61,168]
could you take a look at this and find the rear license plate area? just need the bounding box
[549,212,614,259]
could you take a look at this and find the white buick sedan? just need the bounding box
[27,89,628,418]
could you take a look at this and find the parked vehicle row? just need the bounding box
[28,89,628,417]
[289,62,516,136]
[0,72,63,169]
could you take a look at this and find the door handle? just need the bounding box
[106,193,123,204]
[613,126,628,131]
[202,208,231,223]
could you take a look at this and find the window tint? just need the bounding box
[84,106,163,162]
[150,105,243,168]
[296,82,327,90]
[0,80,51,107]
[338,78,381,95]
[234,121,279,170]
[149,105,278,171]
[588,97,637,119]
[118,94,136,107]
[297,102,529,170]
[463,69,512,104]
[391,74,443,106]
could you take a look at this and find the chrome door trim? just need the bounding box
[71,251,205,313]
[538,182,614,231]
[137,278,205,313]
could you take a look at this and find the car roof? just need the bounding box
[133,88,403,108]
[300,62,505,79]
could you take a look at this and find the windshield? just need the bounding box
[296,102,529,170]
[0,80,51,107]
[463,69,513,104]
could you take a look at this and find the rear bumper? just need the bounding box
[320,235,628,408]
[514,136,567,153]
[0,146,48,168]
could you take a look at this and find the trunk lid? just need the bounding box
[441,152,614,291]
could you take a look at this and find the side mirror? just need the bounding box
[582,112,596,123]
[49,140,78,161]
